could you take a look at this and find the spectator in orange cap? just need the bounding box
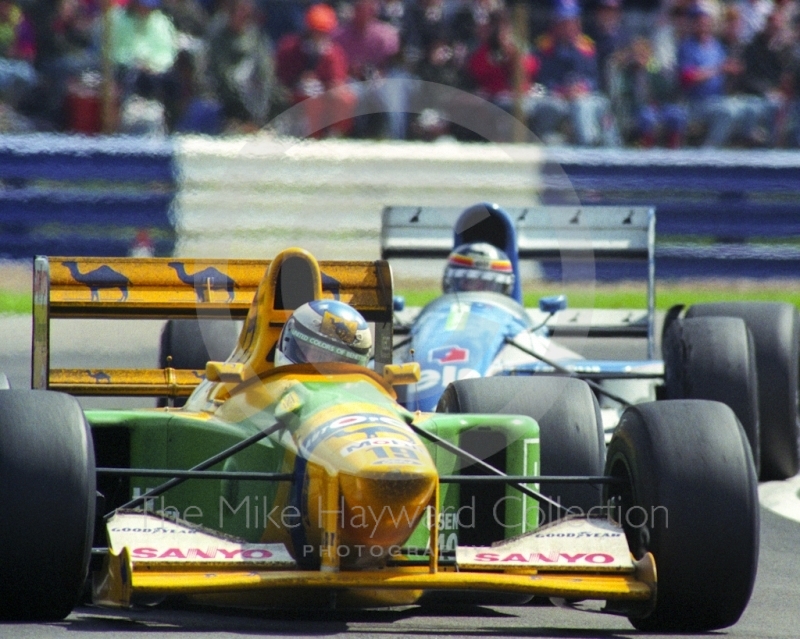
[275,3,356,137]
[306,2,337,32]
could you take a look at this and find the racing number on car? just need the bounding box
[370,446,420,461]
[439,532,458,552]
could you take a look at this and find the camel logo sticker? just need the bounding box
[63,261,130,302]
[320,311,357,344]
[168,262,237,302]
[86,370,111,383]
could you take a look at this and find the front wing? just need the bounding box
[93,512,655,610]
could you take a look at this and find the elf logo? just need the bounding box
[417,366,480,392]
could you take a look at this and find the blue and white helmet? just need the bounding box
[276,300,372,367]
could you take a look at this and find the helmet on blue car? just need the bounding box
[442,242,515,296]
[276,300,372,367]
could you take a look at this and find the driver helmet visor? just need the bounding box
[444,266,514,294]
[282,321,370,365]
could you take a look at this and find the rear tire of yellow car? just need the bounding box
[662,316,760,477]
[0,390,96,620]
[158,318,240,407]
[685,302,800,481]
[438,376,605,527]
[605,400,759,632]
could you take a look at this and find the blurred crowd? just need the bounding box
[5,0,800,147]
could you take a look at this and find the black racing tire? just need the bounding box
[0,390,96,620]
[660,303,685,349]
[605,400,759,632]
[438,376,605,526]
[158,318,239,407]
[686,302,800,480]
[662,316,760,476]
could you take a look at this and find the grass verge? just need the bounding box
[2,280,798,315]
[397,280,800,311]
[0,291,33,315]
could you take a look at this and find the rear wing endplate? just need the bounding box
[381,205,656,357]
[33,256,393,397]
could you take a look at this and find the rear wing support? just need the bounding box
[381,205,656,358]
[32,256,394,397]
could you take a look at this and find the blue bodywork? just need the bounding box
[395,204,529,412]
[393,203,663,414]
[396,292,532,412]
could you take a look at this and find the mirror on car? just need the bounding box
[539,295,567,314]
[383,362,420,386]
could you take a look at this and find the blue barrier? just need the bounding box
[1,138,796,279]
[0,134,177,260]
[541,148,800,279]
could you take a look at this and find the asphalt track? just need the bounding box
[0,316,799,638]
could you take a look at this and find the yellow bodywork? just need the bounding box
[34,248,658,613]
[45,254,391,317]
[93,543,656,610]
[49,367,202,397]
[33,250,394,393]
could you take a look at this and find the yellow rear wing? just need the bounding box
[33,255,394,397]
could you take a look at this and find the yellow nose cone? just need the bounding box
[339,470,437,549]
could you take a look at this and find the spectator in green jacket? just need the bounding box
[110,0,177,75]
[110,0,179,129]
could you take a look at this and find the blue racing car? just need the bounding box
[383,203,800,482]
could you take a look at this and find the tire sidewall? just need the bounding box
[606,400,759,631]
[0,390,96,620]
[439,376,604,523]
[686,302,800,480]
